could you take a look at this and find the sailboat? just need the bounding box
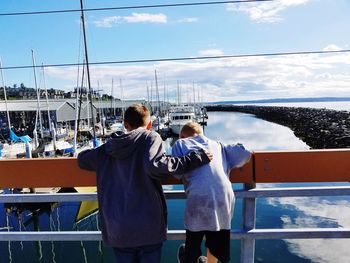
[27,50,73,157]
[0,58,34,159]
[104,78,125,136]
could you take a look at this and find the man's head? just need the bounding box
[124,104,151,131]
[180,122,203,139]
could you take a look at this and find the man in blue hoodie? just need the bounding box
[77,104,212,263]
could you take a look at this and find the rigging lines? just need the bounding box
[0,0,273,16]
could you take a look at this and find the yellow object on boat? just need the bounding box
[74,187,99,223]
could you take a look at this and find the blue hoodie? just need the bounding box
[77,127,210,248]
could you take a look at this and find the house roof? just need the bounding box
[0,99,71,112]
[0,99,147,112]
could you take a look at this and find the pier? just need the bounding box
[0,149,350,262]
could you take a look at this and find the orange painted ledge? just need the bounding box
[0,149,349,188]
[254,149,350,183]
[0,158,95,188]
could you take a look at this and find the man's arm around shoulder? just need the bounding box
[146,133,212,178]
[77,147,103,172]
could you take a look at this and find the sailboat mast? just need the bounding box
[31,50,44,138]
[0,58,11,130]
[120,79,125,119]
[146,83,150,108]
[192,81,196,105]
[163,81,166,109]
[80,0,96,139]
[177,80,180,105]
[41,64,52,132]
[154,70,161,116]
[111,78,114,116]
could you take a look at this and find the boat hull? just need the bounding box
[170,124,183,135]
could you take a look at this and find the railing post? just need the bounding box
[241,183,256,263]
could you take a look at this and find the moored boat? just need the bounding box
[168,105,196,135]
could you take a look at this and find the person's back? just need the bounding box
[78,104,212,263]
[172,135,234,231]
[88,127,168,246]
[172,122,251,263]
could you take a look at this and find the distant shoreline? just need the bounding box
[205,105,350,149]
[209,97,350,105]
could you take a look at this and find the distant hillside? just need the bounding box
[210,97,350,105]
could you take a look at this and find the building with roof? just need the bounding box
[0,99,149,138]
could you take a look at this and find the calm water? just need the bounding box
[1,108,350,263]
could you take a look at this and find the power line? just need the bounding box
[1,49,350,70]
[0,0,273,17]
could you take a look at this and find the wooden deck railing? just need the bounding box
[1,149,349,187]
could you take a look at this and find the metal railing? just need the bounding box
[1,185,350,262]
[1,150,350,262]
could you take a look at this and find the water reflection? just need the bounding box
[204,112,309,151]
[164,111,309,153]
[264,195,350,263]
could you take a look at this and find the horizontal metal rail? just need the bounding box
[1,186,350,203]
[235,185,350,198]
[1,228,350,242]
[1,185,350,262]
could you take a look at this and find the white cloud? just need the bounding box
[206,112,309,150]
[267,196,350,262]
[199,49,224,56]
[177,17,199,23]
[93,13,167,27]
[45,44,350,102]
[323,44,341,52]
[227,0,312,23]
[94,16,120,28]
[123,13,167,23]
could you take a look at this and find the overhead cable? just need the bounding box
[1,49,350,70]
[0,0,273,16]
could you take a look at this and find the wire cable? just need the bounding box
[0,0,273,17]
[1,49,350,70]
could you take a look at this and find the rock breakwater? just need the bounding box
[205,105,350,149]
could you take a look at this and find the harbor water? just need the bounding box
[1,106,350,262]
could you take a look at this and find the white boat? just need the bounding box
[44,140,74,157]
[168,105,196,135]
[103,120,125,137]
[0,142,28,159]
[108,121,125,133]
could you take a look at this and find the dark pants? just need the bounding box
[185,230,230,263]
[113,243,162,263]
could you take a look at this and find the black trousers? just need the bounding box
[185,229,230,263]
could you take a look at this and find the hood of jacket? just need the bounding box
[105,127,149,159]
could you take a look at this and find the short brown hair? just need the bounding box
[180,122,203,138]
[124,104,150,129]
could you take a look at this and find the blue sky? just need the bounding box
[1,0,350,102]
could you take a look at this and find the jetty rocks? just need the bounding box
[205,105,350,149]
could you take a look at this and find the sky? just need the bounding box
[0,0,350,102]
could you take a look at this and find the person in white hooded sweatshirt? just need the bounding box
[172,122,252,263]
